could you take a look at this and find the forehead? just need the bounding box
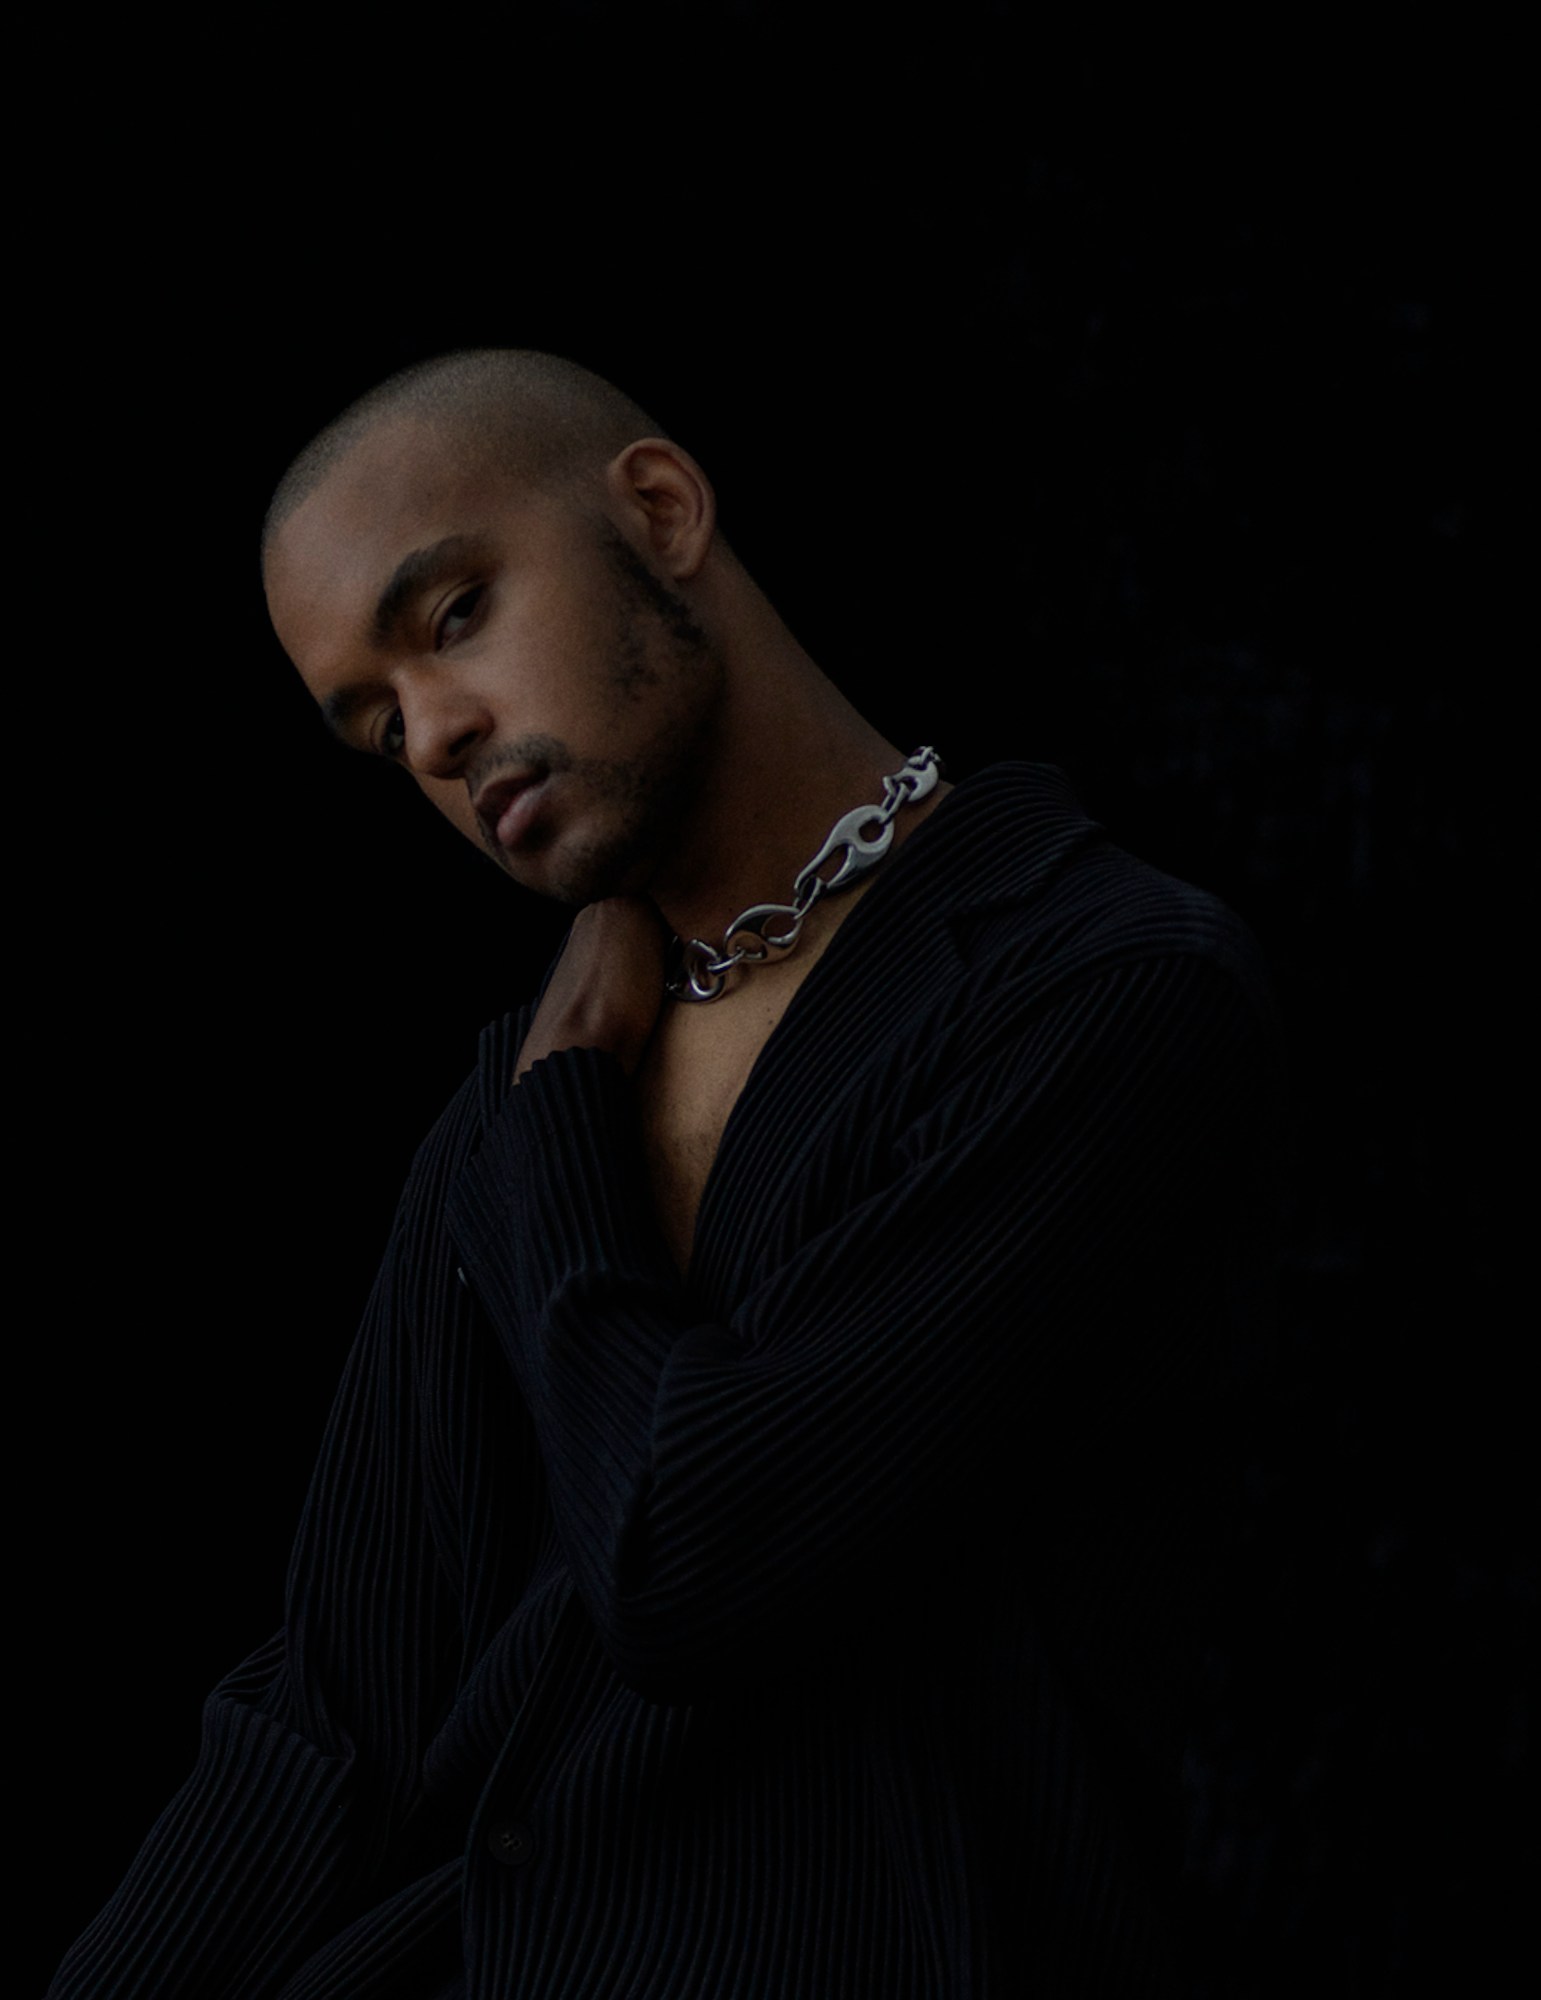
[264,415,529,663]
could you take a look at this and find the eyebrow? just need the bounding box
[319,533,492,746]
[369,533,491,647]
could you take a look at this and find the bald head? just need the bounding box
[261,348,667,568]
[259,349,915,925]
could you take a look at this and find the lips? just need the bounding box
[472,770,546,853]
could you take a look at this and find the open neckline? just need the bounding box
[678,770,978,1291]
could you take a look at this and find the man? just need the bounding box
[54,349,1279,1996]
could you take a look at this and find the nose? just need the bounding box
[399,672,493,781]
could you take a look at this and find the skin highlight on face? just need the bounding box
[453,515,723,906]
[264,352,937,957]
[264,412,729,911]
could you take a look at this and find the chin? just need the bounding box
[516,822,659,909]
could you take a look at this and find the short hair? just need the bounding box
[261,348,667,565]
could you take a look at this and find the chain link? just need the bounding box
[666,747,942,1001]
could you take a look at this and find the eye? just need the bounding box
[377,707,406,758]
[436,584,485,646]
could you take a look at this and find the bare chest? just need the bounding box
[633,981,801,1280]
[632,861,904,1275]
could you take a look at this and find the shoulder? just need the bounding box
[914,761,1276,1023]
[393,1064,485,1229]
[394,1000,540,1221]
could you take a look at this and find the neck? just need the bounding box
[641,592,949,952]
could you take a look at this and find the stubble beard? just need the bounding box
[476,527,721,907]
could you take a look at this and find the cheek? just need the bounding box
[414,772,483,847]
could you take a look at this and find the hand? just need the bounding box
[513,896,669,1085]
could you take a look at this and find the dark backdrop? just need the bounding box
[31,20,1520,1994]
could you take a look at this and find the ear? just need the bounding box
[604,438,717,582]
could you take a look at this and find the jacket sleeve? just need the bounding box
[49,1075,484,2000]
[445,949,1278,1706]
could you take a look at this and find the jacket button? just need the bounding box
[486,1820,535,1867]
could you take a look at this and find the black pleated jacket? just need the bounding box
[53,763,1281,1998]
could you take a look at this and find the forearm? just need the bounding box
[53,1079,487,1994]
[49,1639,359,1998]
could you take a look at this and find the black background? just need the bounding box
[31,15,1521,1994]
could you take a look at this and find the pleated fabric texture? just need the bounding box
[52,763,1281,1998]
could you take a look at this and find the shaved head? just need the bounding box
[261,348,668,568]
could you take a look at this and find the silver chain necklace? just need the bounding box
[665,746,943,1002]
